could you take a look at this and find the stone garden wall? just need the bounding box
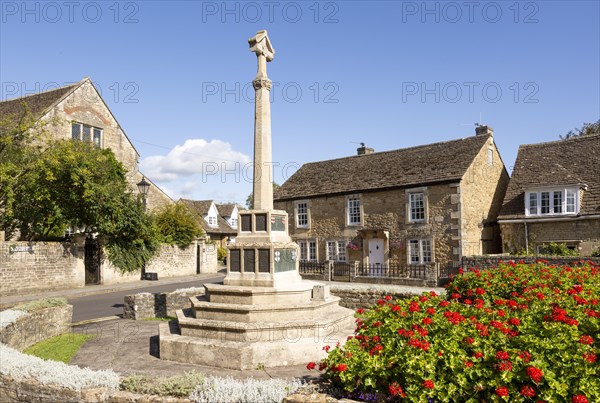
[123,289,206,320]
[0,305,73,351]
[0,241,85,297]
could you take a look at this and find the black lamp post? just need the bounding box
[136,176,150,210]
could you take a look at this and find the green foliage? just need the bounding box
[120,371,204,397]
[102,192,160,273]
[24,333,97,363]
[13,297,67,312]
[592,246,600,258]
[217,246,227,261]
[154,203,203,247]
[538,242,579,256]
[560,119,600,140]
[246,182,280,209]
[314,261,600,402]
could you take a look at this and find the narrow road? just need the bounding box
[68,275,224,322]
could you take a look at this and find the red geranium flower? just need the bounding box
[527,366,544,383]
[336,363,348,372]
[496,350,510,360]
[579,335,594,345]
[423,379,434,389]
[583,352,597,363]
[521,385,536,397]
[572,395,588,403]
[306,362,316,370]
[495,386,509,397]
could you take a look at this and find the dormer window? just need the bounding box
[526,187,579,216]
[230,217,238,228]
[207,215,217,227]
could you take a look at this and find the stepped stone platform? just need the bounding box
[159,282,355,370]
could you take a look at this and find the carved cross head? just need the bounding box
[248,30,275,61]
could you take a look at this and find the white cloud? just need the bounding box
[140,139,251,183]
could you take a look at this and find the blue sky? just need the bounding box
[1,1,599,204]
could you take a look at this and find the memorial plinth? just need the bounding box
[159,30,354,370]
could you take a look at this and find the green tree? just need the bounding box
[245,182,280,209]
[560,119,600,139]
[154,203,203,247]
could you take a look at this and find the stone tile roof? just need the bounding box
[499,134,600,219]
[216,203,239,217]
[274,134,491,201]
[0,83,80,123]
[181,199,237,235]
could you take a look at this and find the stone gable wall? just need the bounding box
[460,137,510,256]
[40,80,172,212]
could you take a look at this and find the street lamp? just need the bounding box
[136,176,150,209]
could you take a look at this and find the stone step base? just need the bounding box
[177,306,356,342]
[191,295,343,322]
[159,318,355,370]
[203,282,317,305]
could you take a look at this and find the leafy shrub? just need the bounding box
[188,376,303,403]
[121,371,204,397]
[155,203,203,247]
[0,343,119,391]
[311,261,599,402]
[538,242,579,256]
[13,297,67,312]
[217,246,227,261]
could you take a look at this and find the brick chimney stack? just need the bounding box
[475,125,494,136]
[357,143,374,155]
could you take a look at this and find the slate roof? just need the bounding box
[181,199,237,235]
[498,134,600,220]
[274,134,491,201]
[0,83,80,123]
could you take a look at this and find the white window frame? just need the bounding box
[346,195,362,226]
[230,217,238,229]
[525,187,580,217]
[407,239,433,264]
[326,240,347,262]
[298,240,317,262]
[206,215,218,227]
[406,187,427,223]
[295,200,310,229]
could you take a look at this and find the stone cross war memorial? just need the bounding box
[158,30,355,370]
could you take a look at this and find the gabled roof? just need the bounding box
[216,203,240,217]
[0,82,81,123]
[181,199,237,235]
[274,134,491,201]
[498,134,600,219]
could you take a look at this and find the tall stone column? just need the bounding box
[249,30,275,211]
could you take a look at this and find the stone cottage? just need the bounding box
[498,134,600,255]
[0,77,172,212]
[181,199,239,247]
[273,126,510,269]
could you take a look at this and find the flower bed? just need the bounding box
[309,261,599,402]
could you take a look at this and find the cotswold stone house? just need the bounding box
[0,77,172,213]
[274,126,509,268]
[181,200,239,247]
[498,135,600,255]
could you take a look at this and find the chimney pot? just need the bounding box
[357,145,374,155]
[475,125,494,136]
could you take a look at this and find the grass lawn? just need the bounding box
[23,333,97,363]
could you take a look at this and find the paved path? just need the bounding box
[70,318,318,381]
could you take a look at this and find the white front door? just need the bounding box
[368,239,385,266]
